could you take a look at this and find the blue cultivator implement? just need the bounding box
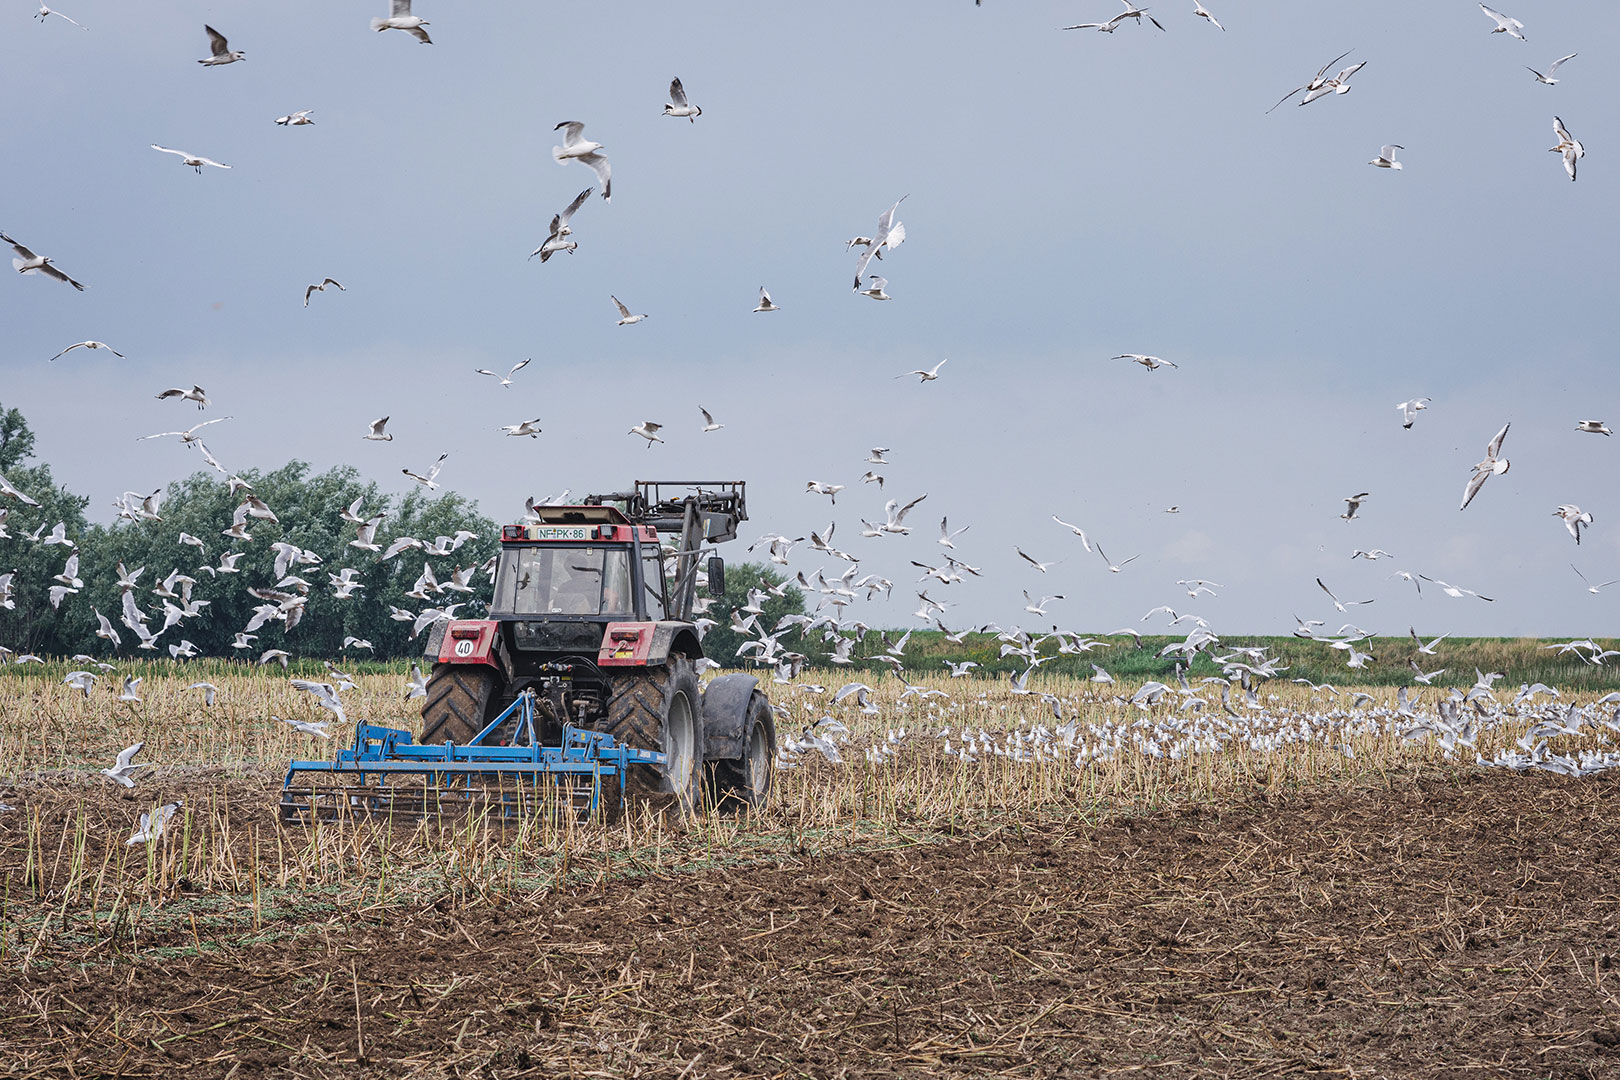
[279,690,667,824]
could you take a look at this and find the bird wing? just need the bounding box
[1485,421,1510,459]
[1380,145,1400,161]
[611,295,631,318]
[427,452,447,481]
[39,263,84,289]
[1547,53,1576,75]
[559,187,591,226]
[204,24,228,55]
[668,77,688,107]
[1336,61,1366,82]
[114,742,143,769]
[700,406,715,426]
[893,493,927,523]
[304,284,318,306]
[1316,577,1338,603]
[391,0,412,16]
[509,358,530,377]
[554,120,585,145]
[577,152,611,199]
[1554,116,1572,143]
[1460,467,1490,510]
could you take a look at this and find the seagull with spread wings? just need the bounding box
[303,278,344,306]
[402,452,448,489]
[372,0,431,42]
[553,122,611,202]
[150,145,230,173]
[3,231,86,290]
[198,25,244,65]
[531,187,591,261]
[1460,422,1510,510]
[47,340,122,362]
[662,77,701,121]
[475,359,530,387]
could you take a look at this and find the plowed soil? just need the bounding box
[5,769,1620,1078]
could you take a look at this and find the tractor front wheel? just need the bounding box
[420,664,500,745]
[601,657,703,817]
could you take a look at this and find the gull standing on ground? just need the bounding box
[662,77,701,121]
[553,122,611,202]
[531,187,591,261]
[3,232,86,290]
[151,145,230,173]
[1369,145,1403,169]
[1479,4,1526,41]
[303,278,343,305]
[1192,1,1223,30]
[629,421,663,447]
[1460,422,1511,510]
[1572,564,1620,594]
[475,359,530,387]
[900,358,946,382]
[363,416,392,441]
[1267,50,1352,113]
[1555,504,1593,545]
[35,5,87,29]
[753,286,779,312]
[1398,397,1430,428]
[1528,53,1576,85]
[700,406,723,432]
[372,0,431,43]
[47,340,122,362]
[1575,420,1611,436]
[1551,116,1584,181]
[611,296,646,325]
[275,109,314,126]
[198,25,244,65]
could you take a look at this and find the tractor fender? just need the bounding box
[429,619,505,673]
[598,622,707,666]
[700,673,762,761]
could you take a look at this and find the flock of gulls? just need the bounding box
[4,3,1617,831]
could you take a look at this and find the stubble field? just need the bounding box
[1,664,1618,1078]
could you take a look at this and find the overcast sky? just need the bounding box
[4,1,1618,638]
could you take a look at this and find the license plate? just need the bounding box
[531,526,589,540]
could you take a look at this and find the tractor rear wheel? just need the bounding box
[710,692,775,813]
[420,664,500,745]
[600,657,703,817]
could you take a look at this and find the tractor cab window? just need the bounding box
[494,546,632,616]
[643,550,667,620]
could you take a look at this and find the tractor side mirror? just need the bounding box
[707,556,725,598]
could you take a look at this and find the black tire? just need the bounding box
[601,657,703,816]
[710,692,775,814]
[420,664,500,745]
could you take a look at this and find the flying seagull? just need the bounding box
[700,406,723,432]
[1300,61,1366,105]
[303,278,344,306]
[530,187,591,261]
[553,122,611,202]
[900,358,947,382]
[611,295,646,325]
[101,743,149,788]
[662,77,701,121]
[372,0,431,43]
[857,275,891,300]
[753,286,779,313]
[35,5,87,29]
[47,340,122,362]
[1575,420,1611,436]
[1571,564,1620,594]
[1397,397,1430,428]
[1192,1,1223,30]
[402,452,448,489]
[1551,116,1583,181]
[1527,53,1576,85]
[1317,577,1374,613]
[198,25,244,65]
[851,196,907,289]
[3,231,86,290]
[1478,3,1526,41]
[1114,353,1177,371]
[1460,422,1510,510]
[629,420,663,447]
[1554,504,1593,545]
[500,418,543,438]
[475,359,530,387]
[1369,144,1403,170]
[275,109,314,126]
[150,145,231,173]
[1267,49,1352,113]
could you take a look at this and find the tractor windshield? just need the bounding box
[493,546,633,616]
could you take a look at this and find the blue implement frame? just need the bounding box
[279,690,667,822]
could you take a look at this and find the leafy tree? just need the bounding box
[695,561,805,668]
[0,404,91,655]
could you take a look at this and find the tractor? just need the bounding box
[415,480,775,815]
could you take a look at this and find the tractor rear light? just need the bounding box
[610,630,639,642]
[501,525,524,540]
[450,626,482,640]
